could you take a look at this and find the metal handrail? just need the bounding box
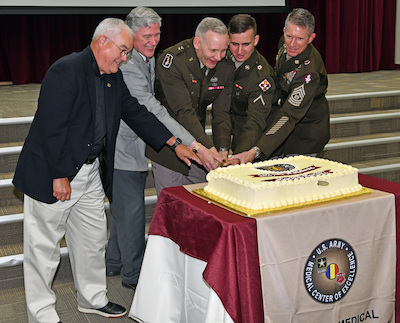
[326,90,400,101]
[324,136,400,150]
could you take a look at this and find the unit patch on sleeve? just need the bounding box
[162,53,173,68]
[259,79,271,92]
[304,73,312,84]
[288,84,306,107]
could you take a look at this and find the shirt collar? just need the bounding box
[139,52,149,62]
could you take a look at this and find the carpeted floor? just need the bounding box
[0,275,137,322]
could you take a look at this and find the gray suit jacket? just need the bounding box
[115,49,195,171]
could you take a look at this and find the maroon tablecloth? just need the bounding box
[358,174,400,320]
[148,186,264,323]
[149,174,399,322]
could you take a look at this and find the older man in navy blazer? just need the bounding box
[13,18,199,323]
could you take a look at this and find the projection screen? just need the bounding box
[0,0,289,14]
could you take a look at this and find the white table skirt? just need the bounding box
[129,235,234,323]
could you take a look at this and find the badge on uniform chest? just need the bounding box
[208,85,224,90]
[190,73,198,84]
[208,76,223,90]
[234,83,243,97]
[284,70,296,84]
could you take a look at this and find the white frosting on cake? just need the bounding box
[204,156,362,210]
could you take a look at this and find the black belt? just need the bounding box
[85,157,97,164]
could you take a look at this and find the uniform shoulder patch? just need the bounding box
[162,53,173,68]
[259,79,271,92]
[304,73,312,84]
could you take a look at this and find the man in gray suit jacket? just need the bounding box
[106,7,222,289]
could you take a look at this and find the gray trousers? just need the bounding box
[106,169,147,285]
[152,161,207,196]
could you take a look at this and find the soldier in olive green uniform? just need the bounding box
[257,43,329,158]
[146,17,233,195]
[228,8,329,164]
[228,14,276,154]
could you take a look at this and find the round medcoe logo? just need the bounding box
[304,238,357,303]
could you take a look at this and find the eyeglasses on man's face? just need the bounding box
[106,37,129,57]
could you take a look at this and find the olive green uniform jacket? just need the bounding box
[146,38,233,174]
[230,49,275,154]
[256,43,330,159]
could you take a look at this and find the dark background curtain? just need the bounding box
[0,0,396,85]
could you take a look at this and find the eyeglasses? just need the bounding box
[106,37,129,57]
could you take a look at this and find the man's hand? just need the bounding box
[174,144,202,166]
[222,158,240,166]
[218,149,229,162]
[228,148,257,165]
[194,145,222,171]
[53,177,71,202]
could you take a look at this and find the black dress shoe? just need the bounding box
[106,270,121,277]
[78,301,127,318]
[122,281,137,290]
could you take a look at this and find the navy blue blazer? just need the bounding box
[13,46,172,204]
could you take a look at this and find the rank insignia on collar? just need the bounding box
[304,73,312,84]
[177,45,184,50]
[257,65,263,70]
[294,59,300,65]
[189,57,194,62]
[210,77,218,83]
[259,79,271,92]
[245,65,250,70]
[305,59,311,65]
[162,53,173,68]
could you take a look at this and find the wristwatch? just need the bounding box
[252,146,261,159]
[170,138,182,150]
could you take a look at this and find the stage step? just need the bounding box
[321,131,400,164]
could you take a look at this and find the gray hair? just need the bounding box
[92,18,134,41]
[125,6,162,35]
[195,17,227,37]
[285,8,315,35]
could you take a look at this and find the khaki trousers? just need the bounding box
[23,159,108,323]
